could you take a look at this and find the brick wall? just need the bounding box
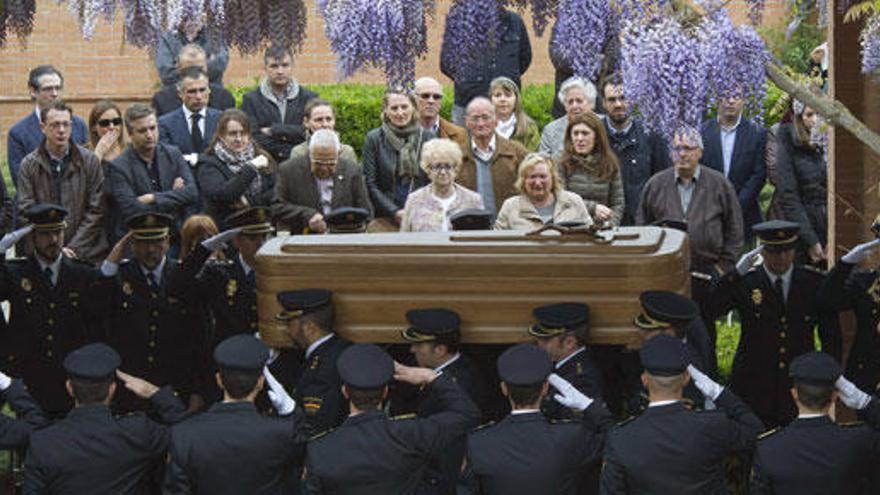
[0,0,788,159]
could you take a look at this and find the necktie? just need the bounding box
[147,272,159,292]
[44,267,54,289]
[190,113,204,152]
[246,270,256,288]
[774,277,785,306]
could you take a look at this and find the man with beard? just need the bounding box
[0,204,103,417]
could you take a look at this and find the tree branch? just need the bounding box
[765,62,880,156]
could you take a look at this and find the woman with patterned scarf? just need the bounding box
[197,109,277,228]
[363,87,434,231]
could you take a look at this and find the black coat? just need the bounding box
[0,380,50,449]
[463,402,613,495]
[775,122,827,248]
[164,402,310,495]
[0,256,103,416]
[295,335,351,433]
[97,259,204,413]
[240,86,318,162]
[304,374,480,494]
[151,84,236,117]
[196,153,277,228]
[23,387,186,494]
[361,127,432,218]
[708,265,840,427]
[601,389,764,494]
[604,118,671,226]
[818,260,880,391]
[750,399,880,494]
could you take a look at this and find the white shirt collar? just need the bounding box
[648,399,681,408]
[510,408,540,415]
[495,115,517,139]
[719,113,743,132]
[555,347,586,369]
[140,256,167,286]
[306,333,335,360]
[797,413,827,419]
[182,105,205,121]
[37,254,63,284]
[472,134,497,162]
[433,353,461,373]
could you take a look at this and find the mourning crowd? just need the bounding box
[0,14,875,495]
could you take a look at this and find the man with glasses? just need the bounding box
[159,66,222,161]
[272,128,371,234]
[17,101,106,263]
[414,77,468,151]
[8,65,88,188]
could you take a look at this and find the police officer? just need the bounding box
[601,334,765,494]
[818,229,880,392]
[708,220,840,428]
[398,308,495,493]
[304,343,480,493]
[0,368,49,449]
[276,288,351,432]
[751,352,880,494]
[462,344,613,495]
[23,343,186,493]
[164,334,310,494]
[99,212,204,413]
[0,203,103,417]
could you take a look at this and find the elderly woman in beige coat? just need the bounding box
[400,138,483,232]
[495,153,592,230]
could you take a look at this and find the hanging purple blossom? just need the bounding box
[861,13,880,76]
[550,0,610,81]
[440,0,503,81]
[121,0,163,48]
[263,0,308,55]
[0,2,8,47]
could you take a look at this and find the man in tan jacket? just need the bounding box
[414,77,468,152]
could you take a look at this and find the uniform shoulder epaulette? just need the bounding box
[309,428,335,441]
[390,413,417,421]
[691,271,713,281]
[801,264,825,275]
[757,427,779,440]
[471,421,495,432]
[205,258,234,266]
[839,421,865,428]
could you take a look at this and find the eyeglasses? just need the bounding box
[98,117,123,127]
[428,163,455,172]
[419,93,443,101]
[673,145,699,152]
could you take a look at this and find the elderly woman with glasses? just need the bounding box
[88,100,126,163]
[495,153,592,230]
[400,138,483,232]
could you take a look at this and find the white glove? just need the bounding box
[250,155,269,170]
[0,370,11,391]
[836,376,872,410]
[0,225,34,253]
[548,373,593,411]
[263,366,295,415]
[183,153,199,166]
[201,228,242,252]
[687,365,724,401]
[842,239,880,264]
[735,245,764,276]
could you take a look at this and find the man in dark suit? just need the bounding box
[601,334,765,494]
[751,352,880,494]
[707,220,840,428]
[108,103,199,244]
[164,334,310,495]
[462,345,612,495]
[304,343,480,493]
[23,342,186,493]
[272,129,371,234]
[275,288,351,432]
[159,66,221,160]
[701,94,768,240]
[152,43,235,117]
[0,204,104,417]
[7,65,87,188]
[98,212,204,413]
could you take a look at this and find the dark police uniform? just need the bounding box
[601,334,765,494]
[164,335,310,495]
[304,344,481,494]
[750,352,880,494]
[0,204,103,416]
[276,289,351,432]
[462,344,613,495]
[97,212,202,412]
[24,343,186,494]
[708,221,840,427]
[0,379,49,449]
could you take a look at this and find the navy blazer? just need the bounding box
[158,107,221,155]
[7,111,87,186]
[700,118,767,232]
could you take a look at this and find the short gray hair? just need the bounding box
[309,128,341,154]
[674,126,704,150]
[465,97,495,117]
[557,77,597,107]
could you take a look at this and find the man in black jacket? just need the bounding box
[151,43,235,117]
[241,46,318,162]
[0,368,49,449]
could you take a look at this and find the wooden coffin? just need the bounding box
[255,226,689,348]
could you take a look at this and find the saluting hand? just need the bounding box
[393,362,438,386]
[107,232,134,264]
[735,245,763,276]
[201,227,243,252]
[842,239,880,264]
[835,376,872,410]
[0,370,12,391]
[0,225,34,253]
[263,366,295,415]
[116,370,160,399]
[687,365,724,400]
[548,373,593,411]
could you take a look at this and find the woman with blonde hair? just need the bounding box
[400,138,483,232]
[495,153,592,230]
[489,76,540,151]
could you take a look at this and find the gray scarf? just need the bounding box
[214,140,263,198]
[381,120,421,179]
